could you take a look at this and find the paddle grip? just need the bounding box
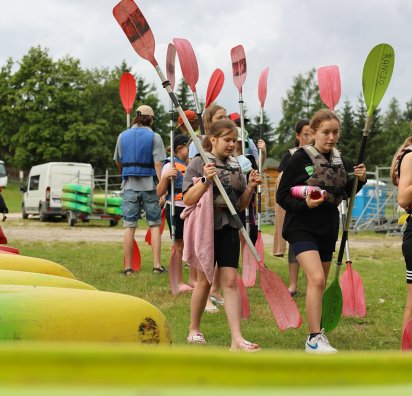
[193,94,205,136]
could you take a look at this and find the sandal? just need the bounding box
[210,296,224,306]
[124,268,134,276]
[204,305,219,314]
[153,266,168,274]
[230,340,261,353]
[187,332,206,344]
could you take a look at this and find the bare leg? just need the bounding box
[402,284,412,333]
[210,268,223,301]
[297,250,330,334]
[189,270,212,336]
[174,239,184,284]
[123,227,136,270]
[149,225,161,269]
[288,263,299,293]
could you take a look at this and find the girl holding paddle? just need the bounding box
[277,109,366,353]
[182,119,261,351]
[390,127,412,340]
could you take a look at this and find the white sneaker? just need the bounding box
[305,329,337,353]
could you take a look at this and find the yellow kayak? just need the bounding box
[0,269,96,290]
[0,285,170,344]
[0,254,75,279]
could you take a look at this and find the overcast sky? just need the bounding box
[1,0,411,125]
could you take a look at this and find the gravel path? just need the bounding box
[2,213,403,249]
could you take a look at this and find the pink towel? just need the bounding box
[181,178,215,284]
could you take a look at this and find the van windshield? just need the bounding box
[0,164,6,177]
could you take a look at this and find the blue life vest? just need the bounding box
[120,127,156,179]
[163,156,186,201]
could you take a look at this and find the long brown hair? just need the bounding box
[202,119,237,152]
[310,109,340,132]
[390,124,412,186]
[203,103,226,132]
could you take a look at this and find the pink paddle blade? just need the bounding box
[340,262,366,317]
[402,318,412,351]
[205,68,224,108]
[166,43,176,91]
[259,267,302,331]
[119,72,137,114]
[242,244,257,288]
[173,38,199,93]
[0,245,19,254]
[0,226,7,244]
[145,207,166,245]
[231,45,247,93]
[124,240,141,271]
[236,274,250,320]
[317,65,341,111]
[169,245,179,296]
[258,67,269,108]
[255,231,265,268]
[113,0,158,66]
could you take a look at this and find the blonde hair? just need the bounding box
[202,119,237,152]
[203,103,226,132]
[310,109,340,132]
[390,134,412,186]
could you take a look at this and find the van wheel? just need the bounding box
[22,204,29,219]
[39,207,48,222]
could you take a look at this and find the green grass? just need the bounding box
[1,181,22,213]
[8,236,406,351]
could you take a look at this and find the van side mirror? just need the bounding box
[20,185,27,193]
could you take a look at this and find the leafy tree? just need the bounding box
[270,68,323,159]
[0,58,14,162]
[337,99,357,167]
[175,79,195,111]
[248,110,274,153]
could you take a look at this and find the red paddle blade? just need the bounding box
[242,244,257,288]
[0,245,19,254]
[205,68,225,108]
[119,72,137,114]
[169,245,179,296]
[258,67,269,108]
[113,0,158,66]
[317,65,341,111]
[259,267,302,331]
[340,262,366,317]
[173,38,199,93]
[255,231,265,268]
[0,226,7,244]
[145,207,166,245]
[231,45,247,92]
[236,274,250,320]
[124,240,141,271]
[166,43,176,91]
[402,318,412,351]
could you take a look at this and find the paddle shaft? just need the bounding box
[153,65,260,261]
[257,107,264,231]
[169,98,176,245]
[334,115,372,279]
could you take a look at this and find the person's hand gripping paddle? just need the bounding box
[119,72,141,272]
[113,0,260,262]
[322,44,395,332]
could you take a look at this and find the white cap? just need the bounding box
[136,105,155,117]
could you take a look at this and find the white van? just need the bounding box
[21,162,93,221]
[0,161,7,187]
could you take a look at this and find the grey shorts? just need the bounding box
[122,189,161,228]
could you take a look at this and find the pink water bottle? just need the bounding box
[290,185,327,200]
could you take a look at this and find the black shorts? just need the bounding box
[214,226,240,268]
[165,203,185,240]
[290,240,333,262]
[402,215,412,284]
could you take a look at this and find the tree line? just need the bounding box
[0,46,411,173]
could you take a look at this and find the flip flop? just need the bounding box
[204,305,219,314]
[230,340,261,353]
[178,284,194,293]
[187,333,206,344]
[210,296,224,306]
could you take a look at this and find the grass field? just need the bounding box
[7,234,406,352]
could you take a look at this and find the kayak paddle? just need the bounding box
[123,239,141,272]
[322,43,395,332]
[119,71,137,128]
[317,65,341,111]
[205,68,225,109]
[145,207,166,245]
[340,200,366,318]
[113,0,260,261]
[173,38,206,135]
[402,318,412,350]
[0,226,7,244]
[236,274,250,320]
